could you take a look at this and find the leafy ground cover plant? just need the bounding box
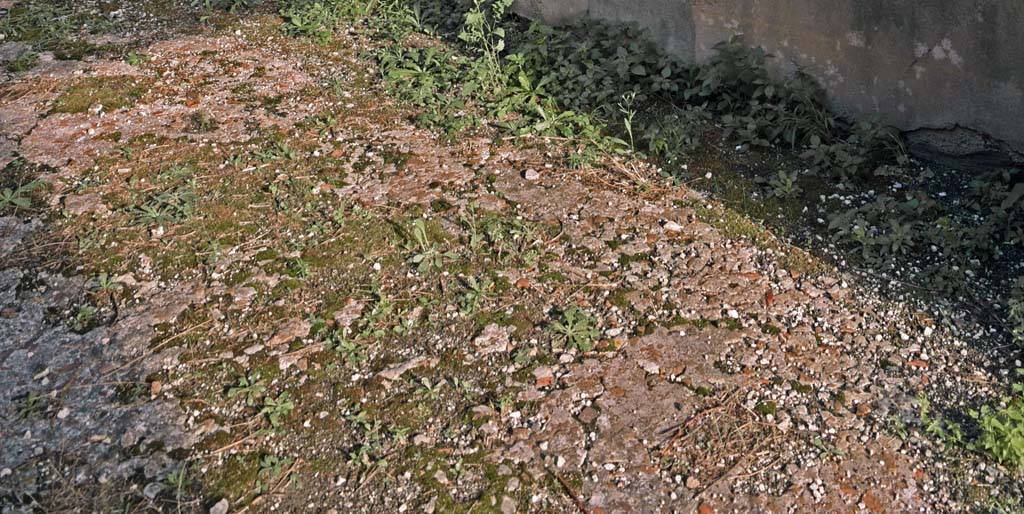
[0,0,107,60]
[260,392,295,429]
[757,169,803,199]
[641,105,709,162]
[131,186,196,226]
[280,0,343,43]
[970,372,1024,474]
[378,46,461,106]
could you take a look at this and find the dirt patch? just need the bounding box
[15,34,320,173]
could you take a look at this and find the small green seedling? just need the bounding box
[1,180,42,210]
[227,375,266,406]
[94,273,122,295]
[415,377,444,401]
[917,393,964,448]
[327,331,366,367]
[761,170,803,198]
[458,276,491,315]
[345,403,372,431]
[260,391,294,428]
[405,219,455,272]
[125,52,149,67]
[550,307,599,352]
[16,392,47,419]
[256,453,291,493]
[72,305,97,332]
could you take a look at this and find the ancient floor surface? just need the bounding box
[0,3,1012,513]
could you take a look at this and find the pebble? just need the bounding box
[664,221,684,232]
[501,496,516,514]
[209,499,229,514]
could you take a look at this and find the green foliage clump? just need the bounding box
[919,383,1024,475]
[6,50,39,72]
[458,206,542,264]
[132,185,197,226]
[194,0,262,16]
[404,219,455,272]
[802,120,907,179]
[0,1,106,60]
[280,0,344,43]
[508,28,841,153]
[757,170,803,199]
[692,39,833,148]
[0,2,75,47]
[458,275,490,315]
[967,169,1024,253]
[827,193,936,264]
[970,378,1024,474]
[640,106,709,161]
[827,169,1023,291]
[260,392,295,428]
[280,0,426,42]
[510,21,690,112]
[378,46,462,106]
[227,375,266,406]
[917,393,964,448]
[1,180,42,211]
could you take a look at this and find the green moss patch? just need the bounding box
[51,76,149,114]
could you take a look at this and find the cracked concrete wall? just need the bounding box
[514,0,1024,162]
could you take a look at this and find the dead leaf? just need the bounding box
[268,318,312,347]
[378,356,438,382]
[861,491,884,513]
[856,403,871,417]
